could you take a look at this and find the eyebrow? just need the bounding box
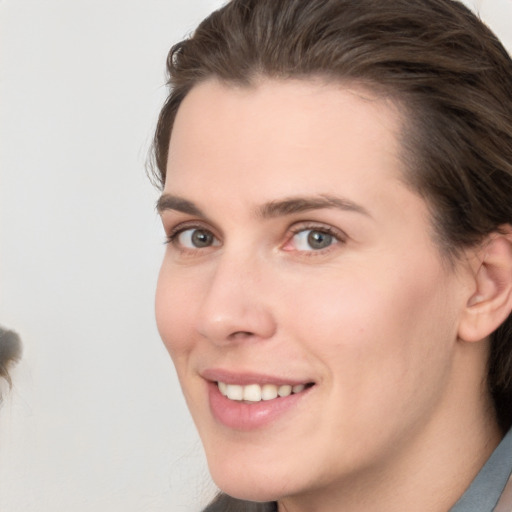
[257,194,371,219]
[156,193,371,219]
[156,194,205,216]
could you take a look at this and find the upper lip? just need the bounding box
[201,368,314,386]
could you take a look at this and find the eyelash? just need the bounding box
[164,221,346,254]
[165,222,215,246]
[284,223,345,253]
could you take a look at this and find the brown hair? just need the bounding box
[152,0,512,431]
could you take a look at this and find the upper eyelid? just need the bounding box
[287,221,347,240]
[169,224,218,242]
[163,216,220,237]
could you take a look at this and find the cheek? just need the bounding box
[155,264,199,365]
[289,259,458,407]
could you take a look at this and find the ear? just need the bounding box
[458,227,512,343]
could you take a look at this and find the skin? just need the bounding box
[155,78,501,512]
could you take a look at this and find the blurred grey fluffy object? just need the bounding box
[0,326,22,387]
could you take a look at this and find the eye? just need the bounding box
[292,229,334,250]
[284,226,342,252]
[171,227,220,249]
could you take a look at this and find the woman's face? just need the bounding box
[156,79,473,503]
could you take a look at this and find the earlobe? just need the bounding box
[458,227,512,343]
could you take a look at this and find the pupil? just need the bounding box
[307,231,332,249]
[192,230,212,247]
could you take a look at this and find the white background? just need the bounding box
[1,1,511,511]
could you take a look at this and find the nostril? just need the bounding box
[229,331,256,340]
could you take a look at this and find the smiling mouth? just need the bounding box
[217,381,315,402]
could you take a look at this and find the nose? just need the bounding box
[195,253,277,345]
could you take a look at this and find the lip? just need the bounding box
[202,368,312,387]
[203,369,314,431]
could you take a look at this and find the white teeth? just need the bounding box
[278,385,292,397]
[217,381,309,402]
[218,381,228,396]
[261,384,278,401]
[225,384,243,401]
[243,384,262,402]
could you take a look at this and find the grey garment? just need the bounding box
[450,428,512,512]
[205,429,512,512]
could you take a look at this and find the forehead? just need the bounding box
[165,78,409,211]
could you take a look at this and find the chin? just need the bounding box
[207,457,294,503]
[213,480,282,503]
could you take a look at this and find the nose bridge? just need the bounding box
[196,248,276,343]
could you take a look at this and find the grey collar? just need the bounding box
[450,428,512,512]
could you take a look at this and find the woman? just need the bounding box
[152,0,512,510]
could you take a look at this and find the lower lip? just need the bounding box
[207,381,312,431]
